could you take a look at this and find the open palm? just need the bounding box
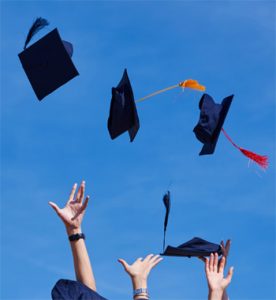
[205,253,234,291]
[49,181,89,230]
[118,254,163,280]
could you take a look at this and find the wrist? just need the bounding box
[208,288,224,300]
[66,226,82,236]
[131,276,147,290]
[133,288,149,300]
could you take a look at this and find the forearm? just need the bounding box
[67,226,96,291]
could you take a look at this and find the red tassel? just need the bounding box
[221,128,269,170]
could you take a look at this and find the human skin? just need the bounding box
[118,254,163,300]
[204,253,234,300]
[49,181,96,291]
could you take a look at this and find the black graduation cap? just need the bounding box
[161,191,222,257]
[107,69,140,142]
[162,237,222,258]
[18,17,79,100]
[193,93,233,155]
[52,279,107,300]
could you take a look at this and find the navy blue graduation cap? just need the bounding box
[193,93,269,169]
[107,69,140,142]
[161,191,222,257]
[52,279,107,300]
[162,237,222,257]
[18,17,79,100]
[193,93,233,155]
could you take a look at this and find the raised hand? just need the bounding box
[49,181,89,233]
[49,181,97,291]
[205,253,234,300]
[118,254,163,281]
[118,254,163,299]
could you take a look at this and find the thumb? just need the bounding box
[224,266,234,286]
[49,201,61,216]
[118,259,129,271]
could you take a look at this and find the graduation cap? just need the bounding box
[108,69,140,142]
[162,237,222,257]
[107,71,206,142]
[194,93,268,169]
[18,17,79,100]
[193,93,233,155]
[160,191,222,257]
[52,279,107,300]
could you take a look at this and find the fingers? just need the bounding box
[49,201,62,217]
[221,239,231,257]
[71,196,89,221]
[224,266,234,286]
[225,239,231,255]
[220,240,225,255]
[144,254,154,262]
[218,256,226,273]
[118,259,130,271]
[205,257,209,274]
[67,183,77,204]
[198,256,206,263]
[135,257,143,263]
[209,253,214,272]
[149,255,163,268]
[82,195,89,210]
[213,253,218,273]
[76,181,85,203]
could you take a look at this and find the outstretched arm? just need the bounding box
[49,181,96,291]
[118,254,163,300]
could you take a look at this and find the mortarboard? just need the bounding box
[108,69,140,142]
[18,17,79,100]
[193,93,268,169]
[193,93,233,155]
[162,237,222,258]
[160,191,222,257]
[52,279,107,300]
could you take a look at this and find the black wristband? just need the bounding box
[68,233,85,242]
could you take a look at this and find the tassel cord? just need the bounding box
[135,84,179,103]
[221,128,240,149]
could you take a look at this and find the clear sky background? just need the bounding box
[1,1,275,299]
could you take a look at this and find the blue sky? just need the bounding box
[1,1,275,299]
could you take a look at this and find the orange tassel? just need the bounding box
[221,128,269,169]
[179,79,206,91]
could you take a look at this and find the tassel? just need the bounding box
[135,78,205,103]
[178,79,206,91]
[221,128,269,169]
[24,17,49,49]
